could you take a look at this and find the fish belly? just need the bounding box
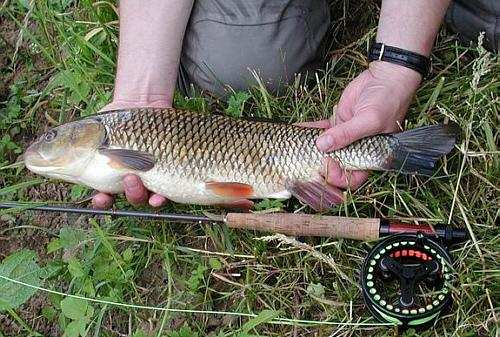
[78,152,126,194]
[138,168,292,205]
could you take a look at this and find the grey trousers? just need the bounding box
[446,0,499,52]
[178,0,499,98]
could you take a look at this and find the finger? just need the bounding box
[323,158,369,190]
[149,194,168,207]
[123,174,149,205]
[294,119,332,129]
[92,193,114,209]
[316,113,383,152]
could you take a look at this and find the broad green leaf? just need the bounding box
[209,257,222,270]
[306,282,325,299]
[254,198,285,211]
[69,185,90,201]
[0,249,41,311]
[225,91,251,117]
[60,228,86,250]
[63,318,88,337]
[60,297,88,320]
[39,261,64,279]
[41,306,57,321]
[15,0,30,10]
[67,258,85,278]
[187,265,207,291]
[173,92,207,112]
[241,310,279,333]
[82,278,95,297]
[48,70,74,91]
[47,239,62,253]
[122,248,133,262]
[49,70,89,105]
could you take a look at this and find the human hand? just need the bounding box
[92,174,168,209]
[302,61,422,197]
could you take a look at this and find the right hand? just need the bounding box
[92,174,168,209]
[92,101,169,209]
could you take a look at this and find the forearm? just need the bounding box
[376,0,451,56]
[113,0,194,108]
[369,0,451,92]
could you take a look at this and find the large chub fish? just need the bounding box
[24,108,458,210]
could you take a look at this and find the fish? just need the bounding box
[24,108,458,211]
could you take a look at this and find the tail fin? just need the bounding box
[391,123,459,176]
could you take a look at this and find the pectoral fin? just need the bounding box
[205,182,254,198]
[288,180,343,211]
[100,148,155,171]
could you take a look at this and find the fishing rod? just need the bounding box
[0,202,467,243]
[0,201,468,330]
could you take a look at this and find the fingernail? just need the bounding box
[149,195,166,207]
[123,176,138,189]
[317,135,333,151]
[92,194,111,210]
[91,199,103,210]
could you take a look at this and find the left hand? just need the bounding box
[301,61,422,197]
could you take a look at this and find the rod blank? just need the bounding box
[0,202,214,223]
[1,201,466,242]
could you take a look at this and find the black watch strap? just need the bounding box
[368,43,431,78]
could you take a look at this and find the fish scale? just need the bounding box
[100,108,324,195]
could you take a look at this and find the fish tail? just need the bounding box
[389,123,459,175]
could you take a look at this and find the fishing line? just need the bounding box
[0,274,394,327]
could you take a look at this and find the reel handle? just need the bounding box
[225,213,380,240]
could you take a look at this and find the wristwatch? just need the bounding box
[368,42,431,78]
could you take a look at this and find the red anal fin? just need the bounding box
[288,180,343,211]
[205,182,254,198]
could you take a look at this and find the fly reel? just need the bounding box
[361,233,454,330]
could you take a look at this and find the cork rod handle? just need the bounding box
[225,213,381,240]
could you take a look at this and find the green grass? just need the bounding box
[0,1,498,336]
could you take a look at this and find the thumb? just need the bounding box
[316,113,382,152]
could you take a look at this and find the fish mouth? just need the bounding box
[24,146,62,172]
[24,146,45,167]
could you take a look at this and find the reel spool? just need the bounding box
[361,233,454,330]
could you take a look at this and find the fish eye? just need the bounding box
[43,130,57,142]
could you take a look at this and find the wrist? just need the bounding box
[113,93,173,105]
[369,61,422,90]
[102,94,172,111]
